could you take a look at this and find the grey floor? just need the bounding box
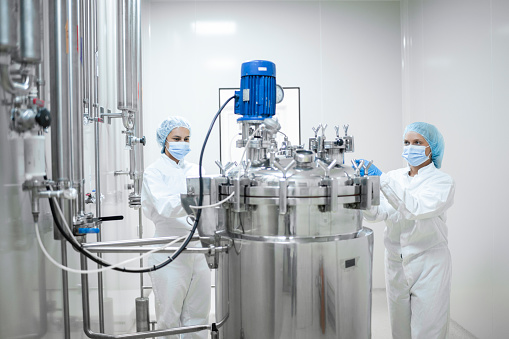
[372,288,478,339]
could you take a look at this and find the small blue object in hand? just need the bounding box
[352,159,382,176]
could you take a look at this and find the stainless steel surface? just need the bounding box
[48,0,77,336]
[0,0,18,52]
[18,0,42,63]
[0,79,49,339]
[116,0,126,109]
[294,149,315,164]
[133,0,143,192]
[131,0,139,112]
[216,228,374,339]
[135,297,150,332]
[138,209,144,298]
[2,1,160,337]
[49,0,70,184]
[85,245,228,254]
[0,62,32,95]
[186,116,379,338]
[117,0,134,110]
[60,236,71,339]
[83,235,200,248]
[89,0,106,331]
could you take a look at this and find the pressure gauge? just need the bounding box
[276,84,284,104]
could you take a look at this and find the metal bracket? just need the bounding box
[273,160,296,215]
[232,177,249,212]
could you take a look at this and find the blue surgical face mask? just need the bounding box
[402,145,430,167]
[166,142,190,161]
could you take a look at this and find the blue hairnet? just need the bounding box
[156,116,191,153]
[404,122,445,168]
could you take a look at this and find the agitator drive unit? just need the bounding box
[182,60,379,339]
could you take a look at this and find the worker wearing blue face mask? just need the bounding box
[354,122,455,339]
[141,116,210,339]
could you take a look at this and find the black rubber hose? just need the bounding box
[149,94,237,271]
[44,176,148,272]
[43,94,237,273]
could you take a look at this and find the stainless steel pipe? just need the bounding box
[116,0,128,110]
[0,0,18,52]
[82,236,202,248]
[18,0,42,63]
[84,246,227,254]
[81,0,90,116]
[135,297,150,332]
[117,0,140,112]
[131,0,139,112]
[49,0,81,336]
[0,63,32,94]
[73,0,85,217]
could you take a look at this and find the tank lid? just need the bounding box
[294,150,315,164]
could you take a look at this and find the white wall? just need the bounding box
[142,0,402,289]
[401,0,509,338]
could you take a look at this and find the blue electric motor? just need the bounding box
[235,60,276,121]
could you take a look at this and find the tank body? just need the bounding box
[207,162,376,339]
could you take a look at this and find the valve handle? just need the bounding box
[312,125,320,137]
[321,124,328,136]
[97,215,124,222]
[36,108,51,128]
[343,124,349,136]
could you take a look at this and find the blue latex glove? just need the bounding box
[352,159,383,176]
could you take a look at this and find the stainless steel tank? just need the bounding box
[180,60,379,338]
[183,127,379,339]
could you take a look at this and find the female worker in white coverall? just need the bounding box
[356,122,455,338]
[141,116,210,339]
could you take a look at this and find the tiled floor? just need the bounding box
[371,288,478,339]
[57,287,478,338]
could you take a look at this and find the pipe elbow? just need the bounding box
[0,63,33,95]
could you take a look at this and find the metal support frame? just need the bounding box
[80,236,231,339]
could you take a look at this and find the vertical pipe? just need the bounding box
[0,0,18,52]
[18,0,42,64]
[131,0,138,113]
[117,0,127,110]
[132,0,143,196]
[91,0,105,331]
[72,0,84,218]
[60,240,71,339]
[139,209,143,298]
[48,15,72,339]
[83,0,90,118]
[49,0,70,184]
[81,254,92,335]
[92,0,99,118]
[49,0,80,336]
[36,0,46,101]
[135,298,150,332]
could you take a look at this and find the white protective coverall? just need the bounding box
[364,163,455,339]
[141,154,211,339]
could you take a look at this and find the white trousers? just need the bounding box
[385,243,452,339]
[148,245,211,339]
